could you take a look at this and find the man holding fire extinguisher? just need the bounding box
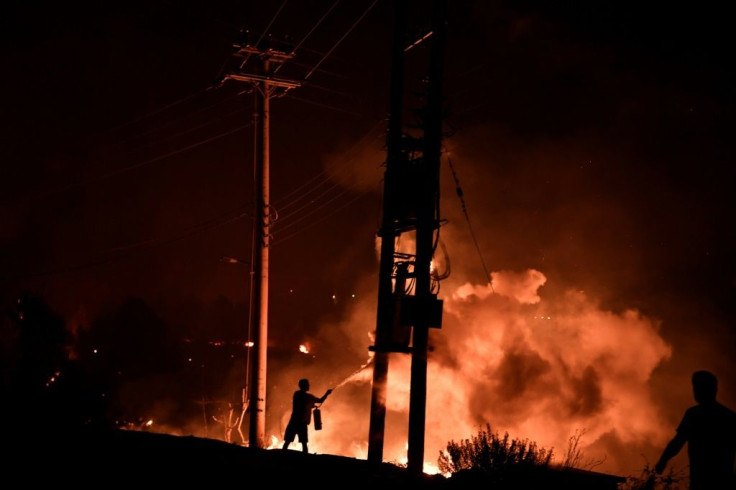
[282,378,333,453]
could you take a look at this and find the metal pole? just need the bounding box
[368,0,407,465]
[407,0,446,474]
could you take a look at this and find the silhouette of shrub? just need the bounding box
[438,423,553,476]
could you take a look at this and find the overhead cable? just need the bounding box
[304,0,379,81]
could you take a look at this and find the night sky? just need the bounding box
[2,0,734,479]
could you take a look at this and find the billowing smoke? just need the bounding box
[67,111,727,480]
[64,47,731,480]
[251,117,690,477]
[270,264,674,477]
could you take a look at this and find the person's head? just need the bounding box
[298,378,310,391]
[692,370,718,404]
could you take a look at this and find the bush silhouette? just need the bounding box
[438,423,553,476]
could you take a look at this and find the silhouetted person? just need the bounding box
[282,379,332,453]
[655,370,736,489]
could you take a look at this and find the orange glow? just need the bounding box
[255,268,674,477]
[144,240,674,479]
[45,370,61,387]
[266,435,281,449]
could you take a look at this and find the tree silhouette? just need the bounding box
[2,292,97,432]
[76,296,190,428]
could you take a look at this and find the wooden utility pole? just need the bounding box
[224,44,299,448]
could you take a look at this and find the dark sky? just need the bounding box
[1,0,735,477]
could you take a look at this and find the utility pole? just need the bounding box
[407,0,447,473]
[367,0,447,474]
[224,41,300,449]
[368,0,408,465]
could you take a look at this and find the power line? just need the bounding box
[304,0,379,81]
[269,38,356,74]
[282,93,364,117]
[16,88,253,210]
[274,0,343,76]
[273,119,384,208]
[238,0,290,70]
[15,90,254,209]
[98,86,215,136]
[9,1,387,279]
[44,83,231,166]
[276,186,357,235]
[445,152,492,286]
[270,123,382,216]
[274,172,375,236]
[1,204,251,282]
[269,123,384,240]
[101,0,279,141]
[301,80,359,98]
[277,180,344,220]
[114,100,252,165]
[33,122,253,200]
[272,191,369,246]
[256,0,289,48]
[277,175,338,213]
[105,205,251,256]
[282,59,353,80]
[117,88,252,148]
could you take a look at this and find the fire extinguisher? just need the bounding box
[313,405,323,431]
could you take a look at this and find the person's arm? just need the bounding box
[318,388,333,404]
[654,432,686,474]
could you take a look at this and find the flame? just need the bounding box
[299,344,310,354]
[391,444,443,475]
